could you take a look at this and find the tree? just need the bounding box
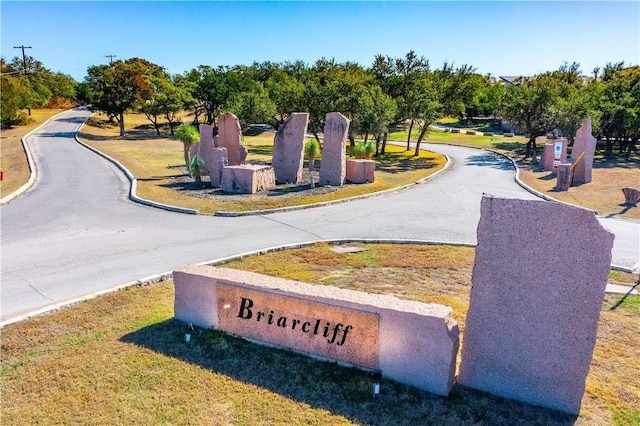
[175,123,200,174]
[593,64,640,160]
[87,58,160,136]
[502,73,560,163]
[142,74,194,135]
[224,83,276,127]
[372,51,429,149]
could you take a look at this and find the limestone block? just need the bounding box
[174,265,459,396]
[622,187,640,206]
[319,112,349,186]
[542,143,554,171]
[272,113,309,184]
[483,132,494,136]
[221,164,275,194]
[450,129,460,134]
[458,195,614,415]
[346,159,375,183]
[503,132,515,137]
[555,163,573,191]
[571,118,597,184]
[218,113,247,166]
[209,147,228,187]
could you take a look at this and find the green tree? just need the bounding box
[502,73,560,163]
[175,123,200,174]
[224,83,276,127]
[142,74,195,135]
[87,58,161,136]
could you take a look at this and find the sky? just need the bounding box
[1,1,639,81]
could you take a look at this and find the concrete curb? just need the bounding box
[2,238,634,328]
[214,151,452,217]
[0,239,470,327]
[74,122,198,215]
[1,109,75,205]
[483,148,600,215]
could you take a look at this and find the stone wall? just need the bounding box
[174,265,459,396]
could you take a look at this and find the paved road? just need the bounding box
[2,109,638,322]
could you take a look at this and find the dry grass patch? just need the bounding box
[518,158,640,220]
[2,243,638,424]
[3,243,637,424]
[0,109,66,196]
[79,113,446,215]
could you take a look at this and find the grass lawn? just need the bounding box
[1,243,637,425]
[78,114,446,215]
[0,109,66,197]
[387,127,640,221]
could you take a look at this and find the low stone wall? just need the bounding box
[174,266,459,396]
[221,165,275,194]
[346,159,375,183]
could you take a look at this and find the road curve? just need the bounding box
[1,109,638,322]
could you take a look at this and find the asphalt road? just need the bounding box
[1,109,638,322]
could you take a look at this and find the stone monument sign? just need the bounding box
[458,195,615,415]
[174,265,459,396]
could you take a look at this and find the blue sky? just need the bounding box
[1,1,638,81]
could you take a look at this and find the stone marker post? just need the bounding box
[319,112,349,186]
[198,124,215,176]
[571,118,597,184]
[218,113,248,166]
[272,113,309,184]
[458,195,614,415]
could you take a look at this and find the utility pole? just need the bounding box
[14,45,33,115]
[105,54,117,65]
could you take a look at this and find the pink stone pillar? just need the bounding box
[458,195,614,415]
[571,118,597,184]
[319,112,349,186]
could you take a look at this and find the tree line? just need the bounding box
[2,52,638,160]
[1,56,77,126]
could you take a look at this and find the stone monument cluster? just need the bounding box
[189,111,375,194]
[540,118,598,191]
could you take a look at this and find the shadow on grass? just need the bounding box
[604,203,636,218]
[120,319,576,425]
[491,141,526,155]
[464,153,514,170]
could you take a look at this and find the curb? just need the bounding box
[1,109,75,205]
[214,151,452,217]
[74,122,198,215]
[483,148,600,215]
[0,239,472,328]
[2,238,633,328]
